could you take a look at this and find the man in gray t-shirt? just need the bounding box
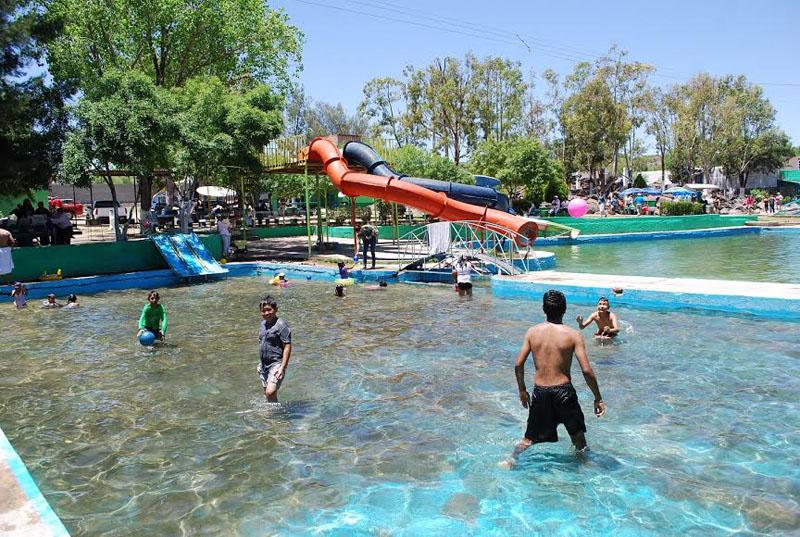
[257,295,292,402]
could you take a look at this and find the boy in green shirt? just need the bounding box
[137,290,168,342]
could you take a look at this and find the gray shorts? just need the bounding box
[258,362,284,388]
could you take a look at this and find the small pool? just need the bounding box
[1,279,798,535]
[546,230,800,283]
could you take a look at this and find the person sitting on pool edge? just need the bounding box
[576,297,619,339]
[502,290,606,468]
[137,290,168,342]
[256,295,292,403]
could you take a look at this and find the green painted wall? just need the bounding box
[0,190,49,217]
[322,225,420,240]
[540,215,753,237]
[2,234,222,283]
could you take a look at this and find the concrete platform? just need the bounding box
[0,428,69,536]
[492,271,800,320]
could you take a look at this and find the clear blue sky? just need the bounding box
[273,0,800,149]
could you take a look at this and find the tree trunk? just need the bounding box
[139,174,154,236]
[104,172,122,242]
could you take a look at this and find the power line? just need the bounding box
[287,0,800,89]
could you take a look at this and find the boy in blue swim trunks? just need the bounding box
[257,295,292,402]
[502,290,606,468]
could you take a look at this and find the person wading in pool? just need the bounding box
[257,295,292,403]
[575,297,619,339]
[502,290,606,468]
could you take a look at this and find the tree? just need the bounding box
[470,56,526,142]
[47,0,302,215]
[560,75,623,189]
[717,76,793,190]
[169,76,283,231]
[358,77,410,145]
[470,138,567,204]
[60,70,171,241]
[644,87,676,187]
[1,0,68,193]
[391,145,472,184]
[304,100,368,139]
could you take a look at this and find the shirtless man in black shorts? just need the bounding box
[502,290,606,468]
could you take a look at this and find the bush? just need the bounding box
[660,201,704,216]
[632,174,647,188]
[333,205,350,225]
[750,188,768,202]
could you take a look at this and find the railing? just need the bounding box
[262,135,400,171]
[397,220,543,276]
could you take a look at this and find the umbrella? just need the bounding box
[196,186,236,197]
[337,192,375,207]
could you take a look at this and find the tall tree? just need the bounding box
[1,0,68,194]
[717,76,793,190]
[471,138,567,204]
[304,100,368,139]
[60,70,171,241]
[47,0,302,216]
[358,77,410,145]
[470,56,526,142]
[644,87,676,188]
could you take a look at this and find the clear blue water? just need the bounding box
[1,279,798,535]
[545,230,800,283]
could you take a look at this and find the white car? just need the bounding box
[87,200,128,225]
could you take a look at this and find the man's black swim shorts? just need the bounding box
[525,382,586,443]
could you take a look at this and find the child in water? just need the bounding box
[64,294,79,308]
[257,295,292,402]
[270,272,290,287]
[576,297,619,338]
[41,293,62,308]
[137,290,168,342]
[11,282,27,308]
[334,284,346,297]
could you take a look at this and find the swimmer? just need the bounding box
[501,290,606,469]
[270,272,290,287]
[451,255,473,297]
[41,293,62,308]
[334,284,346,297]
[11,281,27,309]
[64,294,79,308]
[336,260,351,279]
[256,295,292,403]
[137,290,167,342]
[365,280,389,290]
[576,297,619,339]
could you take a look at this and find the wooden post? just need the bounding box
[351,196,358,259]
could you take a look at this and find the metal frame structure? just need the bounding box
[397,220,546,276]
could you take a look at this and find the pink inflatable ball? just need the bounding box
[567,198,589,218]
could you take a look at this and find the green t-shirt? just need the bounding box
[139,303,168,333]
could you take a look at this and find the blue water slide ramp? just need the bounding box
[150,233,227,278]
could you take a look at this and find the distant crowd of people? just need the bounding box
[5,199,74,246]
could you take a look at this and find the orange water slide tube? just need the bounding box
[308,138,539,245]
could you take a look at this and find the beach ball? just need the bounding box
[353,255,359,262]
[567,198,588,218]
[139,330,156,347]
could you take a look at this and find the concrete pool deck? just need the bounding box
[0,428,69,536]
[492,271,800,319]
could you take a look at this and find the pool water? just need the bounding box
[1,279,799,535]
[546,230,800,283]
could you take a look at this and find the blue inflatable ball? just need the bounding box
[139,330,156,347]
[353,255,359,262]
[306,275,313,280]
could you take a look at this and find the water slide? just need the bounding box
[308,138,545,245]
[151,233,228,278]
[343,141,511,212]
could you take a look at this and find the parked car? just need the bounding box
[49,197,84,216]
[87,200,128,225]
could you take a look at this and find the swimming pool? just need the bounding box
[1,279,798,535]
[544,229,800,283]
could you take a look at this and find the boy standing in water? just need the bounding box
[503,290,605,468]
[137,290,168,342]
[257,295,292,403]
[576,297,619,338]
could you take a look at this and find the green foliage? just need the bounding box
[392,145,473,184]
[46,0,302,91]
[632,174,647,188]
[1,0,68,193]
[660,201,703,216]
[333,205,351,225]
[470,138,567,204]
[749,188,768,202]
